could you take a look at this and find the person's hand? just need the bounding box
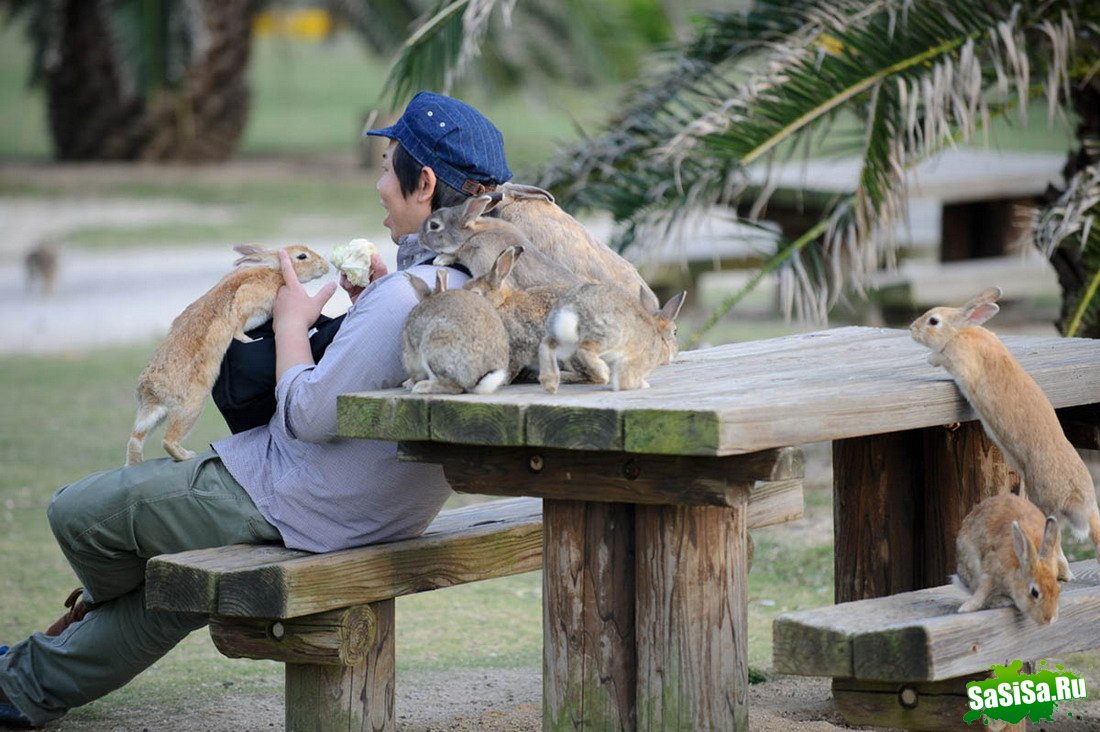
[340,252,389,304]
[273,249,338,334]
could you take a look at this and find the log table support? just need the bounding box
[832,420,1024,731]
[405,442,801,731]
[210,601,396,732]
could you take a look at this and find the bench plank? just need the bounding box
[147,497,543,619]
[774,559,1100,682]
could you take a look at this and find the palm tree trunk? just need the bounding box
[45,0,252,162]
[1048,79,1100,337]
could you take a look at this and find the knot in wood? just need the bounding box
[339,605,377,666]
[622,458,640,480]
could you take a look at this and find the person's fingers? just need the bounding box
[369,253,389,282]
[279,249,306,291]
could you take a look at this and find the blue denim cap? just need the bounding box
[365,92,512,195]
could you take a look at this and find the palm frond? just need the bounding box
[538,0,1084,324]
[1033,164,1100,336]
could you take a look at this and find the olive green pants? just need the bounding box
[0,451,280,726]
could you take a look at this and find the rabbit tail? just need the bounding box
[127,403,168,465]
[472,369,508,395]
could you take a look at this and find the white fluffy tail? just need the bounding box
[472,369,508,394]
[548,308,580,352]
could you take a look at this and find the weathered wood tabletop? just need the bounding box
[339,326,1100,455]
[336,325,1100,731]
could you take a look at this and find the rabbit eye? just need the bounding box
[296,253,307,260]
[1030,585,1040,599]
[428,220,443,232]
[928,316,940,326]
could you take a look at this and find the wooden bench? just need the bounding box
[773,559,1100,730]
[145,497,543,732]
[145,466,804,732]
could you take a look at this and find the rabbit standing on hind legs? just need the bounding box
[127,244,329,465]
[910,286,1100,568]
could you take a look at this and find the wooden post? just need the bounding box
[543,500,636,730]
[635,498,749,730]
[285,599,395,732]
[832,421,1022,731]
[834,421,1018,603]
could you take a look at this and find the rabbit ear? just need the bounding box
[502,182,556,204]
[435,267,450,293]
[488,246,521,287]
[460,195,494,227]
[1039,516,1059,560]
[964,302,1000,326]
[1012,520,1034,571]
[658,291,687,321]
[404,272,433,301]
[965,287,1003,309]
[233,243,269,266]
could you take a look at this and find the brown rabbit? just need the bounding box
[910,287,1100,566]
[491,182,660,310]
[539,284,686,393]
[419,195,580,289]
[127,244,330,465]
[400,268,510,394]
[954,493,1062,624]
[24,240,59,296]
[464,245,594,384]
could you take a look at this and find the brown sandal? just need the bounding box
[45,588,88,637]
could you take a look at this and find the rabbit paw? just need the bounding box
[234,332,257,343]
[432,253,457,266]
[163,442,197,462]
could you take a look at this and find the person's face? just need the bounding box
[377,140,434,243]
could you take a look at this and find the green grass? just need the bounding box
[0,341,837,720]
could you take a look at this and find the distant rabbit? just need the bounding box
[491,182,660,310]
[400,268,510,394]
[539,284,686,393]
[954,493,1062,624]
[127,244,329,465]
[24,240,59,296]
[419,195,580,290]
[910,287,1100,567]
[464,245,594,384]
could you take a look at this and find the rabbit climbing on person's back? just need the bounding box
[127,244,329,465]
[491,183,660,309]
[910,287,1100,568]
[418,195,579,290]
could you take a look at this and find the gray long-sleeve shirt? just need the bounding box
[213,245,469,552]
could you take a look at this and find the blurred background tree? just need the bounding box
[387,0,1100,338]
[0,0,685,162]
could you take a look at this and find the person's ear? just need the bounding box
[416,166,437,204]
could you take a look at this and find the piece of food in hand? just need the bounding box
[330,238,378,286]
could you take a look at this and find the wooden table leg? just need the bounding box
[833,421,1019,603]
[635,499,749,730]
[543,499,637,730]
[832,421,1022,731]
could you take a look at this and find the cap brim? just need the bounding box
[363,124,398,139]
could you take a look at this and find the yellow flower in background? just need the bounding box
[816,33,845,56]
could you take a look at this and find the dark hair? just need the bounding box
[392,143,470,211]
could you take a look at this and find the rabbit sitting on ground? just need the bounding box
[401,268,510,394]
[954,493,1062,625]
[539,284,686,393]
[127,244,329,465]
[910,287,1100,569]
[419,195,580,290]
[491,182,660,310]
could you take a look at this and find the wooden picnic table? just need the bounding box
[337,325,1100,730]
